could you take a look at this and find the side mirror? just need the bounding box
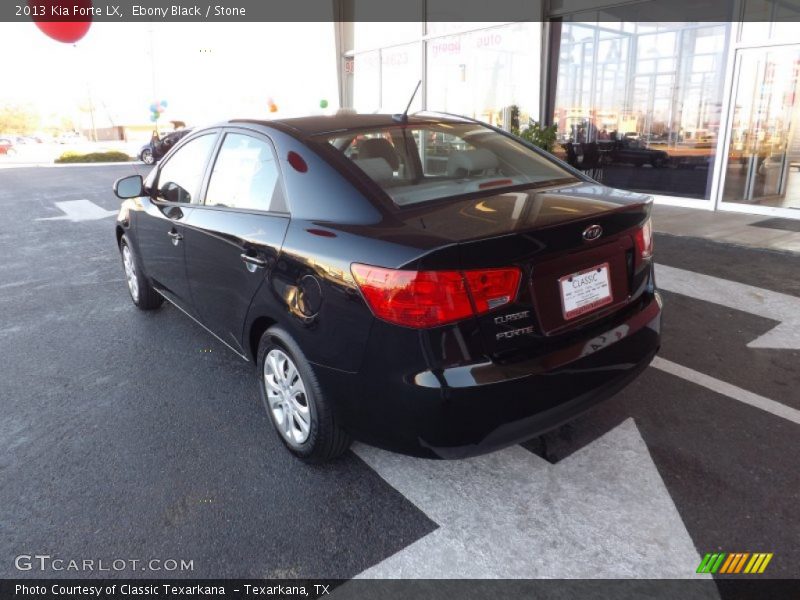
[114,174,144,199]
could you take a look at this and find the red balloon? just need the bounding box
[30,0,92,44]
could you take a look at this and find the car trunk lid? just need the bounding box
[396,182,653,359]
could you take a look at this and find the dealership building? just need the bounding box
[334,2,800,219]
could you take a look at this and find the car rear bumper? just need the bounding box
[316,291,662,459]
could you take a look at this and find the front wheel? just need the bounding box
[257,326,351,463]
[119,235,163,310]
[141,148,154,164]
[651,157,667,168]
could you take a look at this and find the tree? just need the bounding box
[0,104,41,135]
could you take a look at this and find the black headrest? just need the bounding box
[359,138,400,171]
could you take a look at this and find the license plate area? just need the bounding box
[529,238,631,335]
[558,262,613,320]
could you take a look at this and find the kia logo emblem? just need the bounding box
[582,224,603,241]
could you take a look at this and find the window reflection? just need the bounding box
[426,23,541,128]
[344,22,542,130]
[347,44,422,113]
[156,134,216,204]
[722,46,800,210]
[205,134,282,212]
[553,22,730,200]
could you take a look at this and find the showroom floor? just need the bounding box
[653,204,800,253]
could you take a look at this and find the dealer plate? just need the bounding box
[559,263,613,320]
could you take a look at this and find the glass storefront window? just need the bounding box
[352,21,422,52]
[381,44,423,113]
[721,45,800,210]
[350,50,380,112]
[552,21,731,200]
[347,43,422,113]
[741,0,800,42]
[426,22,542,129]
[425,21,505,37]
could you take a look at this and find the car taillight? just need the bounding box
[634,218,654,259]
[351,264,521,329]
[464,268,521,313]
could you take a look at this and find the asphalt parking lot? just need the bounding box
[0,164,798,586]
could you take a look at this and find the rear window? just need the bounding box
[318,122,576,207]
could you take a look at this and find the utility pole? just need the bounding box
[149,26,157,130]
[86,83,97,142]
[73,42,97,141]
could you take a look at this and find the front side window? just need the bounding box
[156,133,217,204]
[322,122,575,207]
[204,133,283,212]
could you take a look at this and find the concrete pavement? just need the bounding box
[0,164,797,589]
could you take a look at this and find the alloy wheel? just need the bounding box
[263,348,311,445]
[122,245,139,302]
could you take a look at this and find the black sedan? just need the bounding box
[605,138,670,168]
[113,113,661,463]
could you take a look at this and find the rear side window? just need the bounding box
[322,123,575,207]
[204,133,284,212]
[156,134,217,204]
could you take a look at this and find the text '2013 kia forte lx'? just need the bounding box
[113,113,661,463]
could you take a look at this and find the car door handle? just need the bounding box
[240,253,267,268]
[167,230,183,241]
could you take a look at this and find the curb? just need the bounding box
[0,161,144,169]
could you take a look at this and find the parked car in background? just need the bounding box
[604,138,670,168]
[0,138,16,155]
[139,128,192,164]
[56,131,87,144]
[112,113,661,463]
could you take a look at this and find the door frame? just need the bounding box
[714,39,800,219]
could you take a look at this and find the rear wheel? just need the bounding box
[119,235,163,310]
[141,148,154,164]
[257,326,351,463]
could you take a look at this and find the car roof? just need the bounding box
[228,113,476,139]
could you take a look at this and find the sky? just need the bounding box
[0,21,340,131]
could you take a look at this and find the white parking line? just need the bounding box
[354,418,704,578]
[651,357,800,426]
[655,264,800,350]
[35,199,117,222]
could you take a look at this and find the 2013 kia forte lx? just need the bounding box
[113,113,661,463]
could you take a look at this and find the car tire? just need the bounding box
[119,234,163,310]
[257,326,351,463]
[141,149,155,165]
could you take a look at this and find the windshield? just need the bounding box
[317,122,577,207]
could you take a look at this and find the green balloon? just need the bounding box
[320,99,329,109]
